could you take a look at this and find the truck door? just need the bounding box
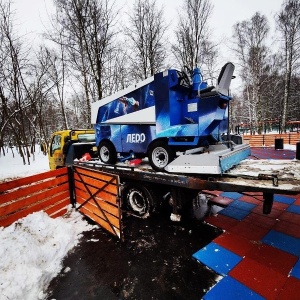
[48,134,64,169]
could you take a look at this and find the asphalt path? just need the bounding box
[46,204,222,300]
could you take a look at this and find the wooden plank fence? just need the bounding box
[0,166,123,239]
[0,168,70,227]
[242,133,300,147]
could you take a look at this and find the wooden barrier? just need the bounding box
[73,166,122,240]
[0,168,70,227]
[242,133,300,147]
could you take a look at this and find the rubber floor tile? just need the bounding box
[274,220,300,239]
[294,196,300,205]
[276,276,300,300]
[246,243,298,276]
[278,211,300,225]
[250,147,296,159]
[262,230,300,257]
[229,200,257,211]
[243,213,277,229]
[287,204,300,214]
[238,195,262,205]
[229,257,287,299]
[204,214,240,231]
[274,195,295,205]
[229,221,271,241]
[218,206,251,220]
[242,192,263,197]
[202,190,223,197]
[271,201,290,211]
[290,258,300,279]
[193,242,242,276]
[252,205,283,219]
[208,196,234,207]
[214,231,257,257]
[203,276,264,300]
[220,192,243,200]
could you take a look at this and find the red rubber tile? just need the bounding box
[243,192,263,197]
[229,258,287,299]
[229,221,270,241]
[279,211,300,225]
[202,190,222,196]
[277,276,300,300]
[204,214,240,231]
[295,196,300,205]
[209,196,234,207]
[274,220,300,239]
[272,201,290,211]
[246,243,298,276]
[214,231,257,257]
[243,212,277,229]
[238,195,262,205]
[252,205,283,219]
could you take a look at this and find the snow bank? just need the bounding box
[0,147,49,181]
[0,209,96,300]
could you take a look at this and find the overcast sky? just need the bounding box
[13,0,283,45]
[12,0,284,89]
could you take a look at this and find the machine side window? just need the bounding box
[50,135,62,156]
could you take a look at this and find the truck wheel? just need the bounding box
[122,184,155,217]
[98,141,117,164]
[148,141,174,172]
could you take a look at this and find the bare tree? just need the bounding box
[232,12,270,134]
[276,0,300,132]
[30,45,69,140]
[38,46,68,129]
[48,0,118,126]
[125,0,168,80]
[0,0,33,163]
[172,0,216,77]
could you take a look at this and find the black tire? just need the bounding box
[122,183,156,217]
[148,140,174,172]
[98,141,117,164]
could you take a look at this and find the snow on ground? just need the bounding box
[281,144,296,151]
[0,210,96,300]
[0,148,97,300]
[0,146,49,181]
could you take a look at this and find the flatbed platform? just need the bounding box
[75,155,300,195]
[74,147,299,217]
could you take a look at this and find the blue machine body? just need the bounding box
[93,64,233,156]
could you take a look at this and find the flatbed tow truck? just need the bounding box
[74,155,300,221]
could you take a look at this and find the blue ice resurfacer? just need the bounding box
[91,63,250,174]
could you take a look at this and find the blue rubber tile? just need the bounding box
[229,200,256,211]
[291,258,300,279]
[287,205,300,215]
[193,242,242,276]
[218,206,250,220]
[203,276,264,300]
[274,195,295,205]
[262,230,300,257]
[220,192,243,200]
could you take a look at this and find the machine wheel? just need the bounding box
[122,183,155,217]
[148,140,174,172]
[98,141,117,164]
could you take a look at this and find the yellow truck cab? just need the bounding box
[48,129,95,170]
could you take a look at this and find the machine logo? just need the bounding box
[126,133,146,143]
